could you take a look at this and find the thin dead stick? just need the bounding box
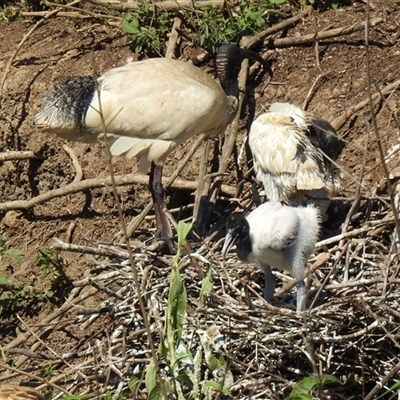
[365,7,400,245]
[315,222,390,249]
[87,0,225,11]
[365,362,400,400]
[4,287,94,350]
[21,10,120,25]
[42,0,120,20]
[0,171,235,212]
[268,17,383,49]
[275,252,330,297]
[165,15,182,59]
[0,0,82,107]
[245,6,313,49]
[62,145,83,183]
[52,237,130,258]
[311,320,379,342]
[302,72,331,111]
[0,151,42,161]
[15,314,88,383]
[340,127,369,234]
[309,243,349,310]
[332,78,400,130]
[323,277,400,290]
[0,363,73,395]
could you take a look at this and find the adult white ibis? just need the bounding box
[222,201,320,313]
[35,45,272,250]
[248,102,341,219]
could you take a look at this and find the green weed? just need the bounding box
[285,374,344,400]
[0,240,70,315]
[142,221,230,399]
[121,0,283,55]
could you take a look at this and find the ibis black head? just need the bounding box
[309,119,344,160]
[215,44,273,98]
[221,213,250,259]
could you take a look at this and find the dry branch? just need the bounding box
[87,0,225,11]
[332,78,400,130]
[267,17,383,48]
[0,173,236,212]
[0,151,42,161]
[245,6,313,49]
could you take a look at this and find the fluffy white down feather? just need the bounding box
[248,103,339,215]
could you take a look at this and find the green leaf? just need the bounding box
[201,380,233,397]
[128,374,141,391]
[286,375,343,400]
[199,263,213,307]
[148,384,163,400]
[145,360,157,395]
[177,221,192,250]
[166,263,187,344]
[175,343,194,366]
[0,276,11,286]
[4,248,22,265]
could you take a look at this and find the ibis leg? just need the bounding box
[149,163,175,250]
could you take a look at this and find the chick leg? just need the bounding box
[261,264,276,302]
[296,279,307,313]
[149,163,175,251]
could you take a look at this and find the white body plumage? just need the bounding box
[222,201,320,313]
[248,102,341,217]
[35,58,233,173]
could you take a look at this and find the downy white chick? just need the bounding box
[222,201,320,313]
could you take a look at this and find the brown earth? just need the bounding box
[0,1,400,399]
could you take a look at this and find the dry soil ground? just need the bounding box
[0,0,400,399]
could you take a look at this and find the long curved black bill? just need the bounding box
[239,48,273,78]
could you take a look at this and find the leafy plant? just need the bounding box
[0,234,22,267]
[121,0,284,55]
[43,365,57,378]
[0,242,70,315]
[36,247,69,282]
[191,1,280,53]
[121,0,173,55]
[285,374,344,400]
[143,221,229,399]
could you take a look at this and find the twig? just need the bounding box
[364,361,400,400]
[0,151,42,161]
[332,78,400,130]
[52,237,130,258]
[0,363,73,395]
[302,72,332,111]
[275,252,330,297]
[245,6,313,49]
[87,0,225,11]
[0,172,235,212]
[268,17,382,49]
[165,14,182,59]
[62,145,83,183]
[20,10,120,26]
